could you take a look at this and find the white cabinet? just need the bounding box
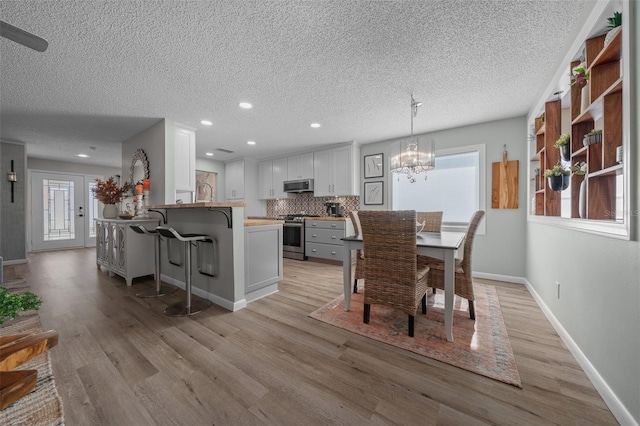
[259,157,289,200]
[225,158,264,217]
[96,218,159,286]
[174,126,195,192]
[225,160,245,200]
[313,143,360,197]
[287,152,314,180]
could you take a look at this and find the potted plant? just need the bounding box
[570,63,590,86]
[571,161,587,176]
[604,11,622,46]
[554,133,571,161]
[91,177,127,219]
[0,285,42,325]
[583,129,603,146]
[544,164,571,191]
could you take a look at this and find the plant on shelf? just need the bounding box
[607,11,621,28]
[572,161,587,176]
[554,133,571,161]
[92,177,126,205]
[570,63,590,86]
[0,286,42,325]
[583,129,603,146]
[544,164,571,192]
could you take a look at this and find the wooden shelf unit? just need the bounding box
[532,23,624,223]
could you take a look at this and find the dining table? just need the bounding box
[341,231,466,342]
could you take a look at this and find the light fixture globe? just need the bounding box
[390,95,435,182]
[390,137,435,182]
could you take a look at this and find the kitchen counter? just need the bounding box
[310,216,349,221]
[244,219,284,226]
[151,202,246,209]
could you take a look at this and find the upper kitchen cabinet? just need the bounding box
[287,152,314,180]
[259,157,289,200]
[225,158,264,216]
[174,125,196,192]
[313,143,360,197]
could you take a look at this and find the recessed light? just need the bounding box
[310,123,321,128]
[77,154,89,158]
[239,102,253,109]
[201,120,213,126]
[205,152,214,156]
[247,141,256,145]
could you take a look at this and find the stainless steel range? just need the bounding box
[280,214,320,260]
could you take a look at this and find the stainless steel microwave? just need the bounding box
[283,178,314,193]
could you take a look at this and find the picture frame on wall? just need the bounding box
[364,181,383,205]
[364,153,384,178]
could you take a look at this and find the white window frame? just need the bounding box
[390,144,486,234]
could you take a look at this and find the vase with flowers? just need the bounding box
[92,177,127,218]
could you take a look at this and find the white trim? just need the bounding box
[473,271,527,285]
[160,273,246,312]
[524,279,637,426]
[1,258,28,266]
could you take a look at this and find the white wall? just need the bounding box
[360,116,528,280]
[121,119,166,205]
[28,158,120,178]
[526,2,639,423]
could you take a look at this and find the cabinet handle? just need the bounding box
[312,223,317,227]
[331,235,336,239]
[312,249,317,252]
[331,251,336,255]
[331,224,336,227]
[312,234,317,237]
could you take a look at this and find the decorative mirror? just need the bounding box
[129,148,149,185]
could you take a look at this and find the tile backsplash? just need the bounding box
[266,193,360,217]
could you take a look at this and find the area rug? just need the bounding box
[310,283,522,388]
[0,278,65,426]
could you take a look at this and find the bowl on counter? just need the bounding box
[118,214,134,220]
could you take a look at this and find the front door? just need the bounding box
[31,171,95,251]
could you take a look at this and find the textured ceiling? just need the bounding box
[1,0,590,168]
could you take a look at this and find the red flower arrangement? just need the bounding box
[91,177,127,204]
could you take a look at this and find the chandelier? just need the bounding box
[389,95,435,182]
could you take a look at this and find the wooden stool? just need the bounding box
[129,225,177,297]
[156,227,213,316]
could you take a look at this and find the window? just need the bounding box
[391,144,486,232]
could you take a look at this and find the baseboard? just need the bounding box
[2,258,28,266]
[245,284,279,303]
[160,274,244,312]
[473,271,527,285]
[524,279,637,426]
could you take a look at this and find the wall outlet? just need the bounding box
[555,281,560,299]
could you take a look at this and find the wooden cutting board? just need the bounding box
[492,151,519,209]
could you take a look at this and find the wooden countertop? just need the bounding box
[150,202,246,209]
[244,219,284,226]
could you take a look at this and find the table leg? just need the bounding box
[444,249,455,342]
[342,243,352,311]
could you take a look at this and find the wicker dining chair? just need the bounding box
[417,211,443,232]
[348,210,365,294]
[423,210,485,320]
[359,210,429,337]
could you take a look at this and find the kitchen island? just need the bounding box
[149,202,283,311]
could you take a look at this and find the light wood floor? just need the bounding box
[4,248,617,425]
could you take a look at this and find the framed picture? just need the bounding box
[364,153,384,178]
[364,181,383,205]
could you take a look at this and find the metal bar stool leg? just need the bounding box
[156,226,212,317]
[130,225,177,298]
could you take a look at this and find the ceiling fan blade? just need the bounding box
[0,20,48,52]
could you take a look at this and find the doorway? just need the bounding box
[30,171,97,251]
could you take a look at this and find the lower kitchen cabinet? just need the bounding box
[96,218,159,286]
[305,218,354,262]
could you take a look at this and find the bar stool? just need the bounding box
[129,225,177,298]
[156,226,213,316]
